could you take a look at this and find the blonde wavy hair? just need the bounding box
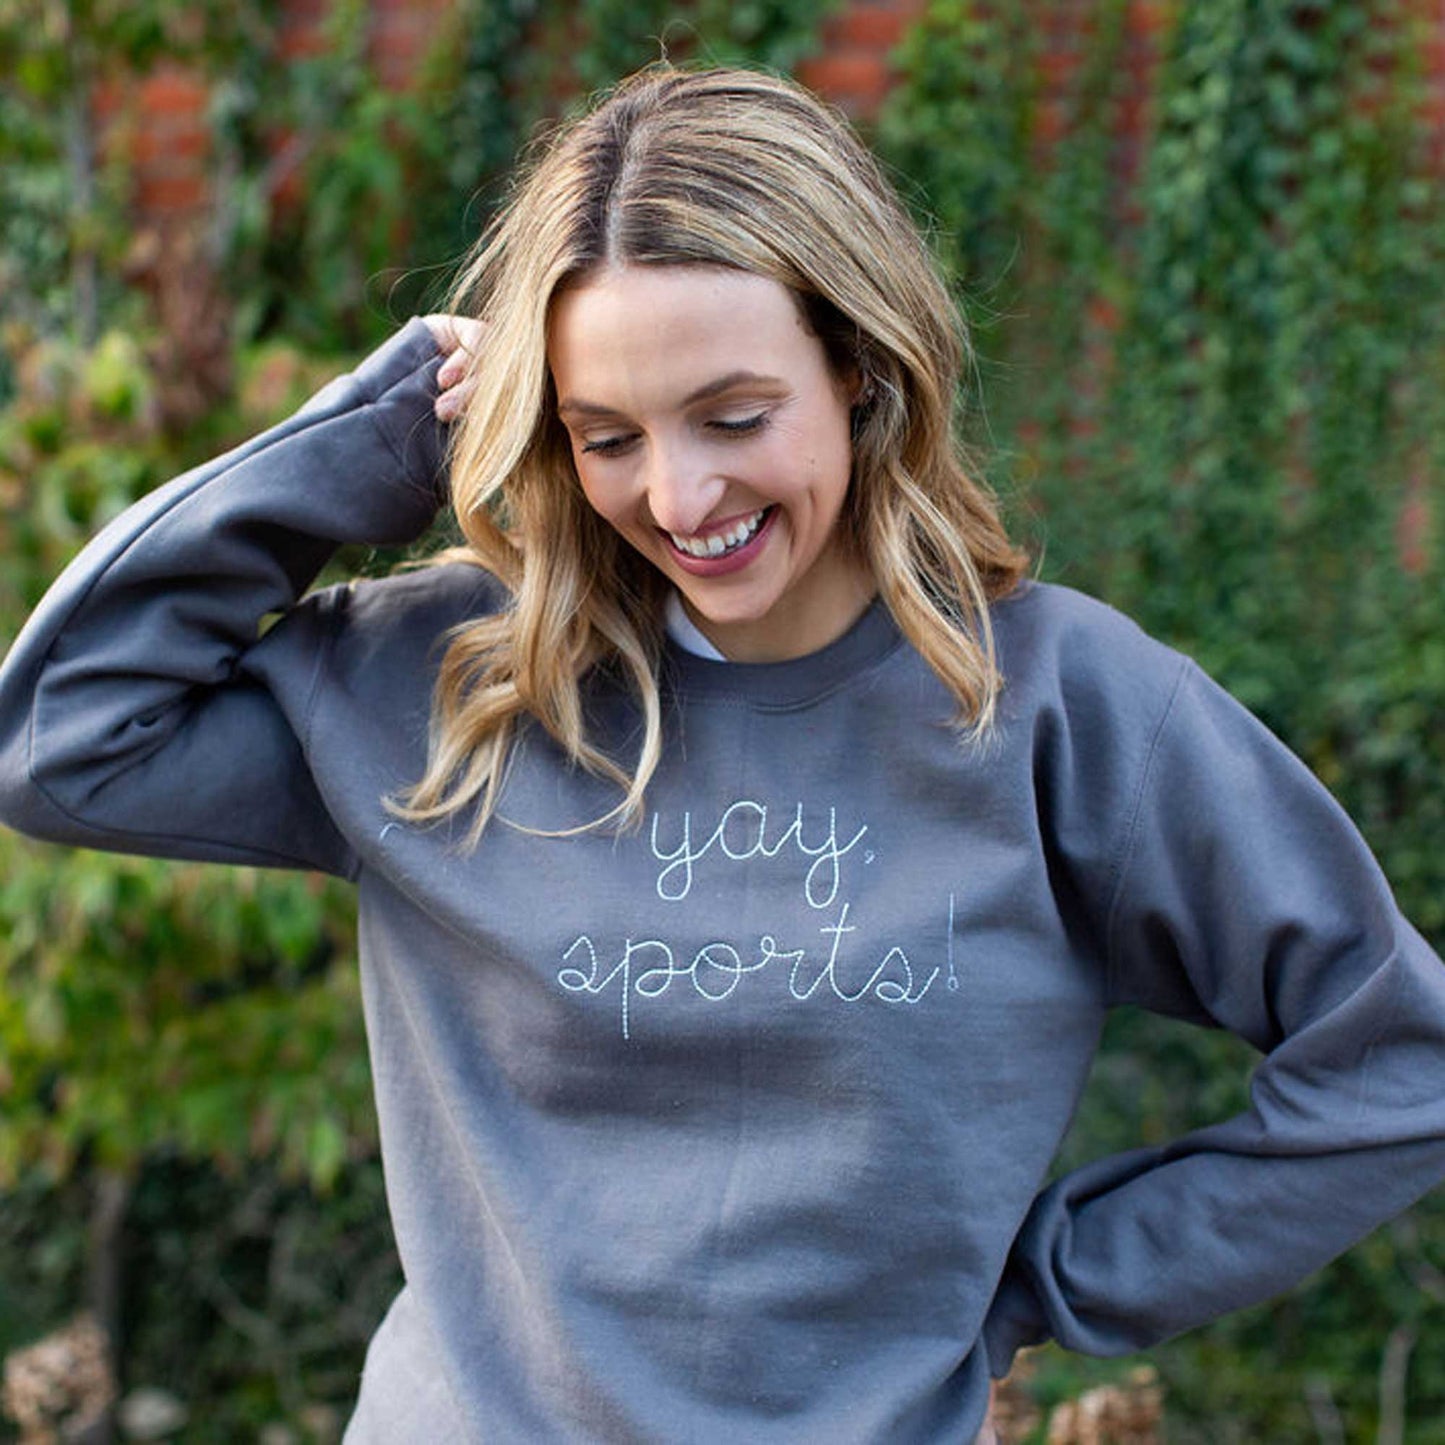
[392,65,1028,842]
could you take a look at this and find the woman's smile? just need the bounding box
[664,505,776,569]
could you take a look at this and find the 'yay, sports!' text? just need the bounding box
[557,800,959,1039]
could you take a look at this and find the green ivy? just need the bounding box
[220,0,837,349]
[0,0,275,361]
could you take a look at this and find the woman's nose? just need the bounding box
[641,443,725,537]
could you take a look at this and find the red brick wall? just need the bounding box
[106,0,1445,236]
[98,0,456,231]
[796,0,926,116]
[92,0,991,230]
[94,65,213,219]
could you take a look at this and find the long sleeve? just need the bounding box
[0,318,448,875]
[984,653,1445,1370]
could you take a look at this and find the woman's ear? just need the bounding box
[846,363,877,437]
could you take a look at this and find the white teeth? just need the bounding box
[669,508,767,559]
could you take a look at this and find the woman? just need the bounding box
[2,66,1443,1443]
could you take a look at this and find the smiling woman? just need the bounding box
[1,63,1443,1445]
[409,64,1029,846]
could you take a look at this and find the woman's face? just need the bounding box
[548,265,875,662]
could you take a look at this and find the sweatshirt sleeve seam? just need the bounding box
[361,325,443,484]
[299,588,340,759]
[1102,653,1192,999]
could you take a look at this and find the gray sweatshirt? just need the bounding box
[2,321,1443,1443]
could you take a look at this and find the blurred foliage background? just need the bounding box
[1,0,1442,1440]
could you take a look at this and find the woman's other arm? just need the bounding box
[984,651,1445,1372]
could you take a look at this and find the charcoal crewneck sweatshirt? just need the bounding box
[2,322,1442,1443]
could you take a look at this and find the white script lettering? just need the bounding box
[649,800,868,908]
[557,901,941,1040]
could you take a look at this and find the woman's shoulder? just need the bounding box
[316,559,506,677]
[987,578,1192,734]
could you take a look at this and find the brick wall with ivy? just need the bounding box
[104,0,1445,239]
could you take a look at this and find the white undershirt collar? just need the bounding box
[664,591,728,661]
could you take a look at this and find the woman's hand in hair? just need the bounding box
[424,314,486,422]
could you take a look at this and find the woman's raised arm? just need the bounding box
[0,318,451,874]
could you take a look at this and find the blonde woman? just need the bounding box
[2,66,1443,1444]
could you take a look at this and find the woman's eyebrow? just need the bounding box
[556,371,786,420]
[682,370,786,404]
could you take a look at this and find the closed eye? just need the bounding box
[580,434,638,456]
[579,413,769,455]
[708,412,770,437]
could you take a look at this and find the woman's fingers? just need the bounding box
[421,314,486,421]
[434,360,478,421]
[425,313,485,361]
[423,312,478,353]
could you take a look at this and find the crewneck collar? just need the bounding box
[661,597,902,708]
